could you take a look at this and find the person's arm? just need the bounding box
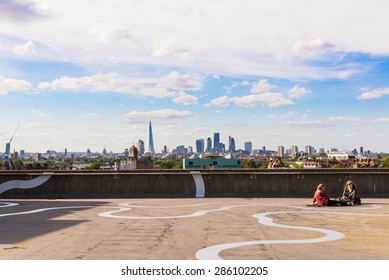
[349,189,356,199]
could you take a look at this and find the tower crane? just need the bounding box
[3,122,20,170]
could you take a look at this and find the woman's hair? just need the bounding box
[345,180,355,189]
[316,183,325,191]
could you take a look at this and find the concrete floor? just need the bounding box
[1,198,389,260]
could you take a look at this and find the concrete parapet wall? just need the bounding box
[0,169,388,199]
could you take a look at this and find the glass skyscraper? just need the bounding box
[214,132,220,151]
[148,121,155,154]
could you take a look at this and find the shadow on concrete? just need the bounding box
[0,200,108,245]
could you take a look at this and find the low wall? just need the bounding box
[0,169,388,199]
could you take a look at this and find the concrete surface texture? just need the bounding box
[1,198,389,260]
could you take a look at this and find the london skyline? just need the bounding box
[1,1,389,153]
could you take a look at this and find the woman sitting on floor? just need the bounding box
[339,180,361,205]
[312,183,346,206]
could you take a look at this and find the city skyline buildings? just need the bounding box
[1,1,389,153]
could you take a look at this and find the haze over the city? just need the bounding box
[1,0,389,153]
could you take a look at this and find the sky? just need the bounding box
[1,0,389,154]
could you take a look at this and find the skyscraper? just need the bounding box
[214,133,220,151]
[196,139,204,154]
[228,136,235,152]
[148,121,155,154]
[137,139,145,155]
[206,137,212,152]
[244,141,253,154]
[278,146,285,157]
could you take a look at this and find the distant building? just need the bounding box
[228,136,236,152]
[183,157,241,170]
[278,146,285,157]
[327,151,356,161]
[291,146,299,158]
[244,141,252,155]
[206,137,212,152]
[214,132,220,151]
[196,139,205,154]
[137,139,145,155]
[32,153,42,161]
[125,145,153,169]
[148,121,155,154]
[305,145,313,156]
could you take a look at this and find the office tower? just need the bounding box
[228,136,236,152]
[262,146,266,152]
[244,141,253,154]
[188,146,193,154]
[278,146,285,157]
[291,145,299,158]
[305,145,313,156]
[64,148,68,157]
[196,139,205,154]
[360,147,364,155]
[137,139,145,155]
[148,121,155,154]
[206,137,212,152]
[214,133,220,151]
[163,145,168,154]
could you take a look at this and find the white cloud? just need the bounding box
[172,91,198,105]
[206,95,230,107]
[230,92,294,108]
[292,39,334,55]
[139,86,176,98]
[250,79,274,94]
[38,73,174,97]
[38,73,138,92]
[78,21,131,43]
[372,118,389,123]
[0,0,49,22]
[157,71,203,91]
[14,40,37,56]
[0,75,32,95]
[121,109,195,123]
[327,116,363,124]
[357,87,389,100]
[151,39,190,58]
[285,120,324,127]
[288,86,310,99]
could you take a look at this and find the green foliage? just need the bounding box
[331,163,343,169]
[84,160,101,170]
[12,159,24,169]
[241,159,257,168]
[378,156,389,167]
[258,161,269,169]
[158,160,182,169]
[291,163,304,168]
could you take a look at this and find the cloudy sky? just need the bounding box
[1,0,389,154]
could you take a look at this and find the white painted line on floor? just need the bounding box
[0,202,19,208]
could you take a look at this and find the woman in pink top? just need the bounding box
[312,184,346,206]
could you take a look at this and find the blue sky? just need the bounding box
[1,0,389,153]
